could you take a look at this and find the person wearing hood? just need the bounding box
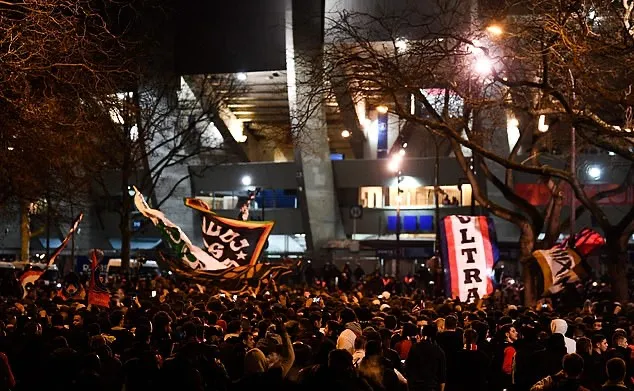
[551,319,576,354]
[337,308,362,354]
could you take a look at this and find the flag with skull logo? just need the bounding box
[184,197,274,267]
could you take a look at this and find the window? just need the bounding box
[359,184,472,208]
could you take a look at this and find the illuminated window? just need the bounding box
[359,184,472,208]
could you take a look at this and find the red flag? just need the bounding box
[559,228,605,257]
[87,249,109,307]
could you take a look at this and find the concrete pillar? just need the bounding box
[286,0,343,256]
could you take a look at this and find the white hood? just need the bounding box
[550,319,568,335]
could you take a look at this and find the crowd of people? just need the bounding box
[0,266,631,391]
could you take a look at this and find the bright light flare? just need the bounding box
[486,24,504,36]
[587,166,602,180]
[341,129,350,138]
[376,105,389,114]
[387,154,402,172]
[474,57,493,75]
[538,115,549,133]
[395,37,408,51]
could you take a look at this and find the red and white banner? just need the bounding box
[439,215,499,302]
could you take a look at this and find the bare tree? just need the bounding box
[0,0,139,260]
[89,73,247,272]
[295,0,634,303]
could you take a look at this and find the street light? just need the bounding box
[388,154,402,172]
[474,57,493,75]
[236,72,248,81]
[587,166,602,180]
[486,24,504,37]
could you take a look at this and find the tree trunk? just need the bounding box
[606,231,629,303]
[19,201,30,261]
[519,222,537,307]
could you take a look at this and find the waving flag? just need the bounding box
[439,215,499,302]
[87,249,109,307]
[534,247,587,294]
[184,197,274,267]
[535,227,603,294]
[20,213,83,297]
[160,252,293,294]
[558,228,605,257]
[134,188,273,271]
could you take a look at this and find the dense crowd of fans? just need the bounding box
[0,266,632,391]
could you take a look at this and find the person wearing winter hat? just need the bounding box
[551,319,576,354]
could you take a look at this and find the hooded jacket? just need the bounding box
[551,319,576,354]
[337,322,362,354]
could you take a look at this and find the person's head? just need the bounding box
[227,320,241,335]
[434,317,445,332]
[328,349,353,373]
[402,322,418,339]
[576,337,592,355]
[24,321,42,337]
[152,311,172,334]
[384,315,397,330]
[109,310,125,328]
[309,312,322,329]
[51,313,65,327]
[464,313,478,328]
[51,336,69,350]
[561,353,584,379]
[463,328,478,346]
[593,320,602,331]
[324,320,339,337]
[292,342,313,368]
[471,320,489,343]
[339,308,357,324]
[612,333,628,349]
[501,324,518,343]
[422,323,438,341]
[444,315,458,331]
[298,318,312,333]
[365,340,382,357]
[592,334,608,353]
[354,335,366,351]
[72,313,84,329]
[244,348,267,374]
[240,331,255,349]
[606,358,627,383]
[550,319,568,335]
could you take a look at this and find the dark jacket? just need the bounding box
[405,340,447,391]
[601,383,631,391]
[454,348,490,391]
[530,371,590,391]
